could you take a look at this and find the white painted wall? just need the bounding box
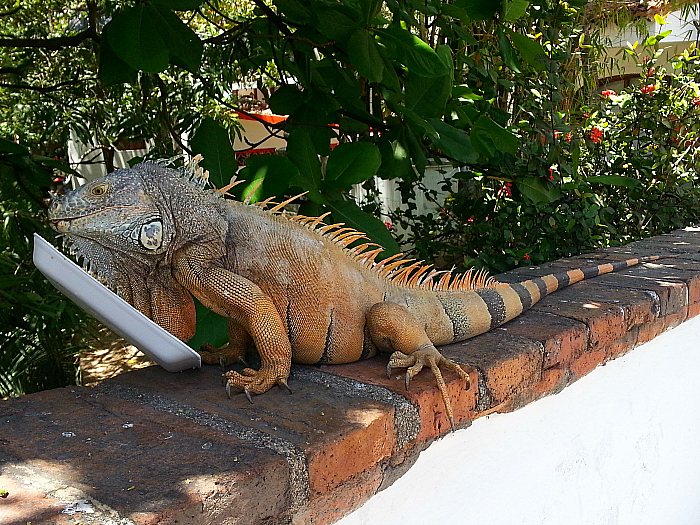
[337,316,700,525]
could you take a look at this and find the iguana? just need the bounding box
[48,160,659,426]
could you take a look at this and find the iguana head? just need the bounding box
[49,164,172,256]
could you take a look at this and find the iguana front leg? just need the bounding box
[367,301,471,428]
[174,260,292,398]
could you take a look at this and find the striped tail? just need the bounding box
[494,256,664,328]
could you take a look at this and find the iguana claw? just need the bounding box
[278,378,293,394]
[386,362,392,379]
[243,388,253,404]
[225,382,231,399]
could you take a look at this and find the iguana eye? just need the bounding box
[91,184,107,196]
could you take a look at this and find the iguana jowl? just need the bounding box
[48,161,657,425]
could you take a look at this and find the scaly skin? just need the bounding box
[48,162,658,426]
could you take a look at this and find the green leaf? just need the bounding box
[0,138,28,155]
[152,0,202,11]
[454,0,500,20]
[275,0,313,23]
[103,5,169,73]
[585,175,642,188]
[98,37,138,86]
[268,84,303,115]
[358,0,383,26]
[348,29,384,83]
[325,142,381,188]
[377,135,412,180]
[286,130,323,198]
[314,6,359,41]
[237,155,298,202]
[498,29,521,73]
[515,177,561,204]
[376,27,449,77]
[502,0,529,20]
[147,4,202,72]
[326,199,400,255]
[189,118,237,189]
[287,102,334,156]
[186,297,228,351]
[470,115,518,157]
[509,31,547,72]
[405,45,451,118]
[427,119,478,163]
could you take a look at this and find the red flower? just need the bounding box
[601,89,616,98]
[640,84,656,96]
[497,183,513,198]
[524,253,530,260]
[548,168,555,180]
[693,97,700,106]
[565,132,573,142]
[590,127,603,143]
[384,220,392,230]
[467,218,474,223]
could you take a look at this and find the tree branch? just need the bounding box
[0,28,99,50]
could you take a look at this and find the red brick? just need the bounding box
[531,366,568,396]
[663,305,688,330]
[293,464,384,525]
[109,365,396,495]
[494,310,588,368]
[323,357,478,443]
[687,300,700,319]
[442,333,544,414]
[308,406,393,495]
[570,350,607,379]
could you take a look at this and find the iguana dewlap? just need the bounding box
[48,161,657,426]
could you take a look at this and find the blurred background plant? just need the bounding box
[0,140,94,397]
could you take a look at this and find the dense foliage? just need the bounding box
[0,142,92,397]
[2,0,700,395]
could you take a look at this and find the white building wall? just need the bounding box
[337,316,700,525]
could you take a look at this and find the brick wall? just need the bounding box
[2,229,700,524]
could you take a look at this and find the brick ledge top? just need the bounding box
[2,229,700,525]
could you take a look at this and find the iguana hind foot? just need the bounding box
[367,301,469,429]
[387,344,471,429]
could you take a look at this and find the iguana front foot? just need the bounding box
[223,366,291,401]
[387,344,471,429]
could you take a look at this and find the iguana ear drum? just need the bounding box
[139,220,163,250]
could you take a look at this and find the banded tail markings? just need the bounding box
[439,256,665,343]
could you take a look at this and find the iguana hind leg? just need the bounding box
[367,301,470,428]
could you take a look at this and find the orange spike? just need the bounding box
[338,234,367,247]
[373,252,404,270]
[254,197,278,208]
[437,272,452,290]
[318,222,345,234]
[334,229,362,242]
[269,191,308,213]
[309,212,332,228]
[242,179,264,204]
[215,178,246,194]
[361,248,384,266]
[349,243,380,257]
[408,264,433,287]
[328,227,356,240]
[381,259,413,277]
